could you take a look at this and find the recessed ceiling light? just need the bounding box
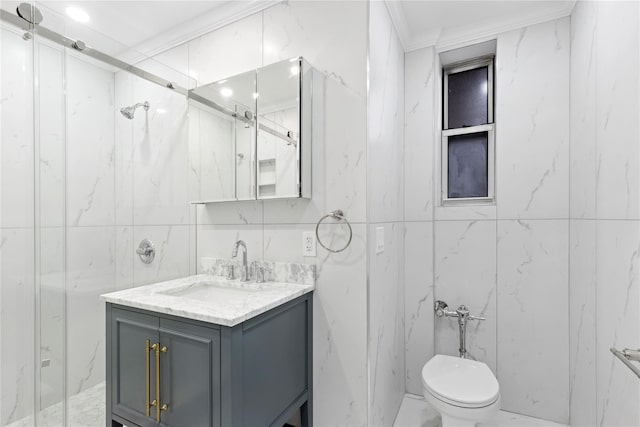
[220,87,233,98]
[66,6,90,23]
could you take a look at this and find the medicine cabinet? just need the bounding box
[189,57,313,203]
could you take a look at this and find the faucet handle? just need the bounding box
[226,264,235,280]
[469,314,486,321]
[256,266,266,283]
[434,301,448,317]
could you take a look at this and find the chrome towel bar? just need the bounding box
[610,347,640,379]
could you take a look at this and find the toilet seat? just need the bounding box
[422,354,499,408]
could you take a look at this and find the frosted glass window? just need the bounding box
[446,66,488,129]
[447,132,488,198]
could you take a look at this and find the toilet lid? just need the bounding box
[422,354,499,408]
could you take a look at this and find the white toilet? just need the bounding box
[421,354,500,427]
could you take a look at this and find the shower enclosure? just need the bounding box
[0,3,193,425]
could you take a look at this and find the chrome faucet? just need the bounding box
[435,301,485,358]
[231,240,249,281]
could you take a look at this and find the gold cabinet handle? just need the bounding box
[145,340,158,416]
[156,344,168,422]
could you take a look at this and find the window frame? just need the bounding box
[442,56,495,205]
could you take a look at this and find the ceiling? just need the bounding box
[1,0,279,60]
[1,0,577,61]
[385,0,577,51]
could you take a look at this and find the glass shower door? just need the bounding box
[0,13,37,426]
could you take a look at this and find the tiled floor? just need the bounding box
[6,382,105,427]
[9,387,567,427]
[393,394,568,427]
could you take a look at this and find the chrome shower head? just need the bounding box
[120,101,149,119]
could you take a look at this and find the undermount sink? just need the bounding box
[158,279,271,302]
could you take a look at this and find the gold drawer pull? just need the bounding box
[145,340,157,416]
[156,345,168,421]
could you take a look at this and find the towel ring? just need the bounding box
[316,210,353,253]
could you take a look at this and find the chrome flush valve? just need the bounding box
[434,300,486,358]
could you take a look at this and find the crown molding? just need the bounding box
[119,0,283,64]
[384,0,411,50]
[432,1,576,52]
[385,0,576,53]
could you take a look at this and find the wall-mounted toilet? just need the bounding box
[422,354,500,427]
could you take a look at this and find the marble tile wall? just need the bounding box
[404,17,572,424]
[367,2,406,425]
[404,46,436,397]
[142,2,371,425]
[569,2,640,426]
[1,26,36,425]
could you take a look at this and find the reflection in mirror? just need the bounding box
[188,70,256,202]
[257,58,306,199]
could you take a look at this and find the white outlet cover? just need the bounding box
[376,227,384,254]
[302,231,317,257]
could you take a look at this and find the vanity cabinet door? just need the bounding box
[158,319,221,427]
[111,308,160,427]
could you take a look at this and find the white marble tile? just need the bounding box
[188,13,262,86]
[595,220,640,426]
[114,71,135,226]
[434,205,497,222]
[39,227,66,410]
[404,221,435,396]
[262,75,367,224]
[568,220,597,427]
[137,42,195,90]
[1,27,34,229]
[65,226,115,399]
[66,55,116,227]
[595,1,640,220]
[262,0,367,98]
[132,77,190,225]
[496,18,570,220]
[311,223,368,427]
[404,48,435,222]
[38,41,66,229]
[369,222,405,427]
[197,224,264,268]
[7,381,106,427]
[132,225,190,287]
[497,220,569,423]
[569,0,597,220]
[0,228,36,426]
[393,394,569,427]
[368,1,404,224]
[263,224,321,264]
[434,220,497,373]
[115,226,134,290]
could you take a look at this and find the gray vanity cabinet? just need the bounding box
[106,293,312,427]
[108,308,221,427]
[158,319,221,427]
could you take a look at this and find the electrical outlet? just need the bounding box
[302,232,316,257]
[376,227,385,254]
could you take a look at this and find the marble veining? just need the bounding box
[101,272,314,327]
[200,257,316,286]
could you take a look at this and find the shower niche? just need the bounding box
[189,57,313,203]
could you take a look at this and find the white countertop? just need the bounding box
[100,274,314,327]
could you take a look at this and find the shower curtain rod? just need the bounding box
[0,8,189,97]
[1,8,298,146]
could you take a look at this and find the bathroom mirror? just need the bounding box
[188,70,257,202]
[188,57,313,203]
[256,57,312,199]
